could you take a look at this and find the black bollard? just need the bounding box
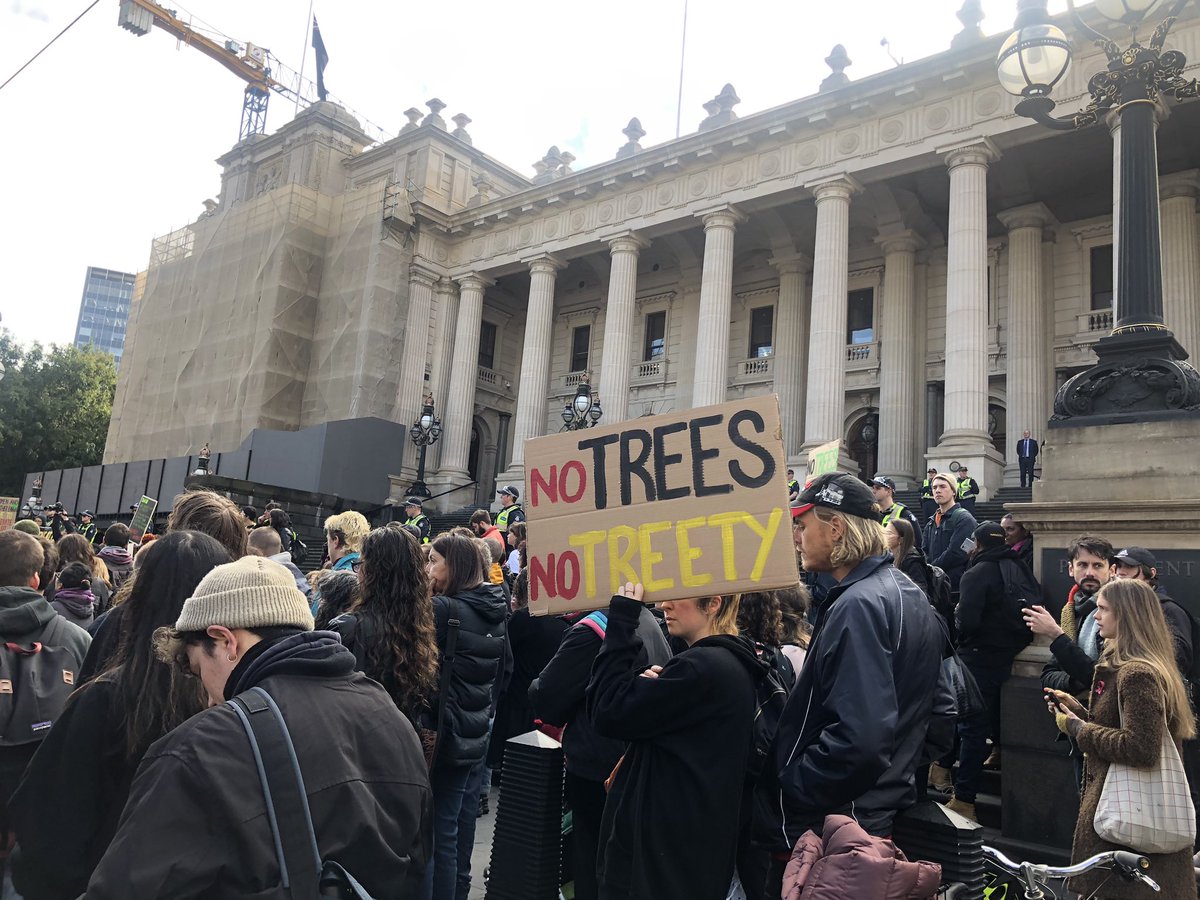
[893,800,986,900]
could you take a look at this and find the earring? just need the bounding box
[227,655,236,662]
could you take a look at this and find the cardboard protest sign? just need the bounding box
[805,440,841,487]
[525,395,798,616]
[0,498,19,532]
[128,495,158,541]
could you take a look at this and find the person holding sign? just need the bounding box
[755,474,944,897]
[587,584,766,900]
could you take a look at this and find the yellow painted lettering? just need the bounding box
[706,511,746,581]
[742,508,784,581]
[675,516,713,589]
[637,521,674,593]
[569,530,607,599]
[607,525,639,594]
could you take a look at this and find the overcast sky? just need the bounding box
[0,0,1066,349]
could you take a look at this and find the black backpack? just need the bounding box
[0,617,78,748]
[1163,599,1200,710]
[289,531,309,567]
[997,558,1041,643]
[924,563,956,641]
[748,644,793,782]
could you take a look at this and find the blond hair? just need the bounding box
[323,510,370,552]
[814,509,888,569]
[698,594,741,637]
[1098,579,1196,741]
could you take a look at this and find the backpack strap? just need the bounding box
[578,611,608,640]
[230,686,321,900]
[428,599,461,768]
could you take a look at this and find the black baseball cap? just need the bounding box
[973,520,1006,547]
[404,496,424,507]
[80,510,93,518]
[871,475,896,491]
[1114,547,1156,569]
[793,473,882,522]
[497,485,520,499]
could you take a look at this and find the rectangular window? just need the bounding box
[643,310,667,361]
[749,306,774,358]
[847,288,874,344]
[570,325,591,373]
[1090,244,1114,310]
[478,321,497,370]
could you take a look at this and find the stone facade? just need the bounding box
[106,12,1200,509]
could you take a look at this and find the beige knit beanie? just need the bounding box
[175,555,315,632]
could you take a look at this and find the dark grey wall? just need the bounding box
[319,418,406,502]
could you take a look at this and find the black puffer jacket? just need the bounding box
[84,632,431,899]
[529,605,672,782]
[756,554,943,851]
[431,582,512,768]
[955,544,1035,663]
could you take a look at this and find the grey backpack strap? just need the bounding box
[230,686,321,900]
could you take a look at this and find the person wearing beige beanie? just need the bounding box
[87,553,432,898]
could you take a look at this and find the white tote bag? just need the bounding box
[1093,698,1196,854]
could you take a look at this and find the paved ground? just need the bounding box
[466,785,500,900]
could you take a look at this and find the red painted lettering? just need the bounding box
[529,466,558,507]
[530,554,556,600]
[556,550,580,600]
[560,460,587,504]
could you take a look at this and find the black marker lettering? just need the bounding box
[690,414,732,497]
[727,409,776,488]
[653,420,690,501]
[619,429,656,505]
[577,433,620,510]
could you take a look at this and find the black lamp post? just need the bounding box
[998,0,1200,424]
[561,375,603,431]
[408,395,442,499]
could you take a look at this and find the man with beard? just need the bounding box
[1024,534,1114,787]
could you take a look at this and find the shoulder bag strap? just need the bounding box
[230,686,321,900]
[430,599,461,759]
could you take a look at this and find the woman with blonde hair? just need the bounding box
[588,584,765,900]
[1047,578,1197,898]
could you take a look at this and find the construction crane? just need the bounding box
[117,0,294,141]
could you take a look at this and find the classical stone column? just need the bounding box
[599,232,649,422]
[932,141,1003,496]
[395,262,439,480]
[769,253,812,462]
[437,273,491,484]
[997,203,1056,486]
[692,205,746,407]
[507,255,564,471]
[427,277,460,472]
[802,176,860,461]
[1160,171,1200,360]
[875,229,923,486]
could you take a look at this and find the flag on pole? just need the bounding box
[311,16,329,102]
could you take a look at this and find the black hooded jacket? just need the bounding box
[431,582,512,768]
[587,595,760,900]
[755,554,943,851]
[955,543,1036,663]
[84,632,432,899]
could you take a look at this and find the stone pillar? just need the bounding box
[931,141,1004,498]
[395,262,439,481]
[599,232,649,421]
[997,203,1056,486]
[802,176,861,468]
[692,205,746,407]
[876,229,923,486]
[436,273,492,486]
[769,253,812,463]
[427,277,460,472]
[1160,171,1200,360]
[506,255,564,473]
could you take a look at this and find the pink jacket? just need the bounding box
[783,815,942,900]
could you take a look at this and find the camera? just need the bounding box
[50,502,65,514]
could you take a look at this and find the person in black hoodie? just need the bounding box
[529,587,672,900]
[51,562,96,629]
[885,517,931,600]
[939,521,1035,822]
[422,533,511,900]
[588,584,761,900]
[96,524,134,591]
[10,532,229,900]
[84,554,432,898]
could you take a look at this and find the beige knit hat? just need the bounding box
[175,555,315,632]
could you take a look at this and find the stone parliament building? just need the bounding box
[92,6,1200,514]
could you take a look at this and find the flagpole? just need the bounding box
[675,0,688,139]
[295,0,316,116]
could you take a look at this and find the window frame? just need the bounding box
[569,324,591,373]
[748,305,775,359]
[642,309,668,362]
[846,287,876,346]
[477,320,498,371]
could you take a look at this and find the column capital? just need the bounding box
[768,252,813,275]
[695,203,747,230]
[1160,169,1200,202]
[939,137,1000,171]
[603,230,651,254]
[434,276,459,296]
[523,253,566,275]
[409,261,441,288]
[996,202,1058,232]
[805,174,863,202]
[454,272,494,292]
[874,227,926,255]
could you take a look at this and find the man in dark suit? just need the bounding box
[1016,430,1038,488]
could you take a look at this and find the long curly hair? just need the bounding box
[351,527,439,721]
[737,591,784,646]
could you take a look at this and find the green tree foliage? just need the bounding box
[0,331,117,496]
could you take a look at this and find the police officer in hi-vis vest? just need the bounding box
[495,484,525,533]
[871,476,922,549]
[920,468,937,522]
[956,467,980,517]
[402,497,431,544]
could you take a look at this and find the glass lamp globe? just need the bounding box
[589,400,603,423]
[573,391,592,416]
[1092,0,1164,25]
[430,421,442,441]
[997,23,1072,96]
[561,404,575,425]
[409,424,422,443]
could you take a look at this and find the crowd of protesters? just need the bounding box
[0,467,1197,899]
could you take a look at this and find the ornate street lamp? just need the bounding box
[561,375,603,431]
[998,0,1200,424]
[408,394,442,499]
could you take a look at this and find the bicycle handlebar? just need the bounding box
[983,845,1159,892]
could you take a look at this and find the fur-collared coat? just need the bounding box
[1070,661,1197,899]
